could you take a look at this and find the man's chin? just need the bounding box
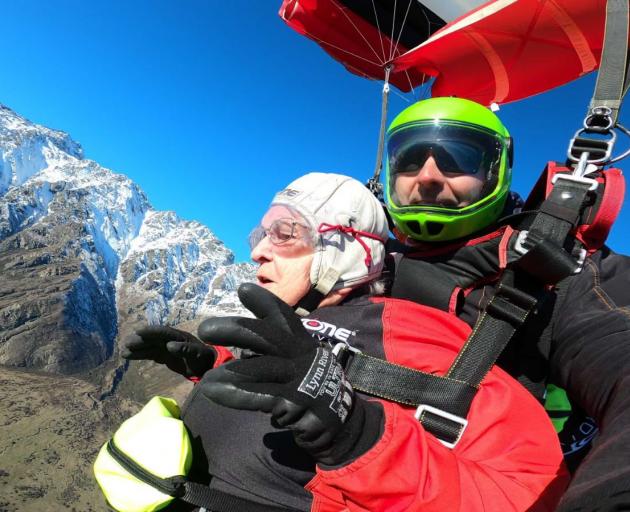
[413,199,459,208]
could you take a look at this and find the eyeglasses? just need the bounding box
[248,218,312,250]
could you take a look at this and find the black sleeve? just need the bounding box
[550,248,630,511]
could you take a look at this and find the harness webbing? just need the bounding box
[514,177,594,281]
[344,0,630,446]
[182,482,293,512]
[589,0,629,125]
[571,0,629,165]
[343,176,595,447]
[106,437,292,512]
[343,351,477,410]
[294,287,326,316]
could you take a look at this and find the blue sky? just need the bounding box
[1,1,628,262]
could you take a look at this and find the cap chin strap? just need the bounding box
[294,267,340,317]
[294,223,387,316]
[318,223,384,267]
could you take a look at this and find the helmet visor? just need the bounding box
[388,122,504,178]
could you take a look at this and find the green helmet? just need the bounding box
[385,97,513,242]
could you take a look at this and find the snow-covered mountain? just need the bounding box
[0,104,254,374]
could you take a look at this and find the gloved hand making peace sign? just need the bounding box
[197,282,382,465]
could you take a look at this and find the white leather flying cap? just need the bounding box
[271,172,390,296]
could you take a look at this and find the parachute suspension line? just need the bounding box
[331,1,386,65]
[390,0,414,63]
[401,68,418,102]
[300,30,384,67]
[370,0,388,64]
[388,0,399,62]
[390,84,413,104]
[367,65,392,200]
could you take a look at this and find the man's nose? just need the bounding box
[415,156,445,184]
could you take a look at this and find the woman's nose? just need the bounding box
[250,234,273,263]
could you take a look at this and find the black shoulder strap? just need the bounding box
[342,0,630,446]
[342,176,595,447]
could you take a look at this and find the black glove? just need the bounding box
[197,283,382,465]
[121,325,217,379]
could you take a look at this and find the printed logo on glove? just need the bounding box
[196,283,365,463]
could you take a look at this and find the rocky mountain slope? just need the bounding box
[0,104,256,511]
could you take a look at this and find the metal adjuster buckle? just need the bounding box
[331,342,362,366]
[568,128,616,164]
[513,230,530,256]
[551,172,598,191]
[414,404,468,449]
[514,230,587,274]
[573,248,587,274]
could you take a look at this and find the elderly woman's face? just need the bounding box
[250,205,315,306]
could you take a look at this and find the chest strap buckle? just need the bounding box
[332,342,362,367]
[514,230,587,275]
[415,404,468,449]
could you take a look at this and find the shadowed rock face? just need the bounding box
[0,214,116,374]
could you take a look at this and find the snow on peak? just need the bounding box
[0,101,255,340]
[0,104,83,194]
[0,157,151,279]
[118,209,254,325]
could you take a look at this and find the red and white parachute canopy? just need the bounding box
[279,0,615,106]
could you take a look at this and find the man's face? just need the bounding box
[393,154,485,208]
[250,205,315,306]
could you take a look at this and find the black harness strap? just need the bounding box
[294,287,326,316]
[106,438,292,512]
[343,177,595,447]
[570,0,629,164]
[446,273,537,385]
[183,482,293,512]
[343,350,477,411]
[514,177,594,281]
[343,0,628,448]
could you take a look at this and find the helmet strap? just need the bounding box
[294,288,325,317]
[294,267,340,316]
[295,222,387,315]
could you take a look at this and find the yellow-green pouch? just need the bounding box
[93,396,192,512]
